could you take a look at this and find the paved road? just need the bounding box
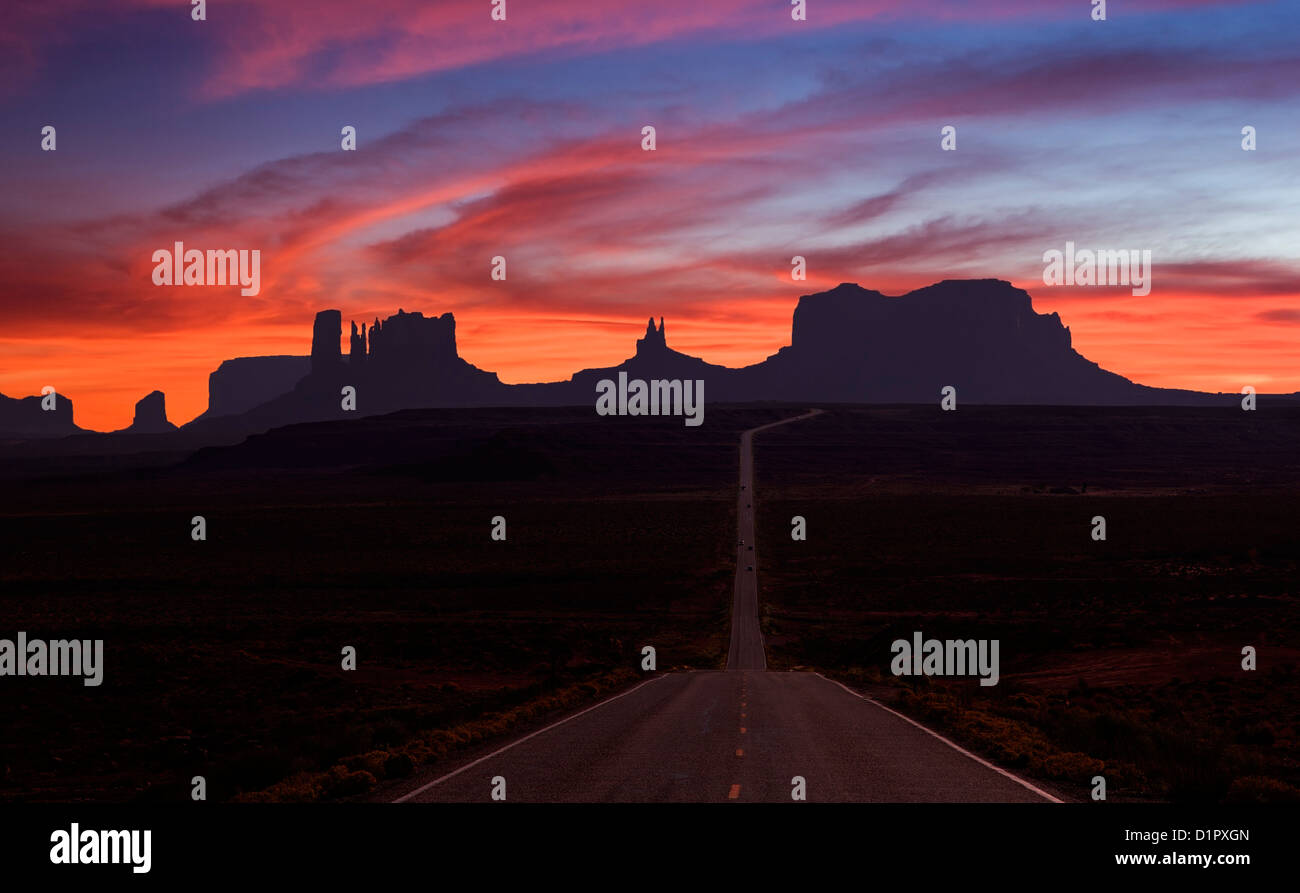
[394,670,1056,802]
[394,410,1060,803]
[726,409,822,670]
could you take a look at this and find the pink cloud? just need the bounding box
[1,0,1259,98]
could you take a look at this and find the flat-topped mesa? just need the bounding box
[205,355,310,420]
[636,317,667,355]
[0,390,79,437]
[362,308,459,366]
[751,278,1127,404]
[790,279,1072,354]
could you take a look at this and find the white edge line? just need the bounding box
[404,408,818,798]
[815,672,1064,803]
[392,675,666,802]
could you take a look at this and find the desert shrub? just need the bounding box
[1224,776,1300,803]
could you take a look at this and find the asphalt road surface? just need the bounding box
[726,409,822,670]
[394,410,1060,803]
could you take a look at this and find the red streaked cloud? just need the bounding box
[6,89,1300,428]
[3,1,1298,431]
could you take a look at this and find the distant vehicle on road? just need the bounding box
[746,565,753,571]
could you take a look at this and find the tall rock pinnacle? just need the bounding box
[636,316,667,355]
[311,309,344,371]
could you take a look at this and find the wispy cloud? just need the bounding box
[2,0,1298,428]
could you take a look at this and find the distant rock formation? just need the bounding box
[124,390,177,434]
[198,355,312,422]
[727,280,1154,404]
[310,309,344,372]
[636,317,667,354]
[534,280,1245,406]
[736,280,1230,404]
[532,313,728,406]
[349,321,367,369]
[0,390,80,438]
[365,308,458,364]
[181,279,1270,441]
[186,307,503,436]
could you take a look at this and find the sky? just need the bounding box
[1,0,1298,430]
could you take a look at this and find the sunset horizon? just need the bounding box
[8,277,1297,431]
[2,2,1297,872]
[4,0,1299,429]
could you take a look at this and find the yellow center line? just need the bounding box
[740,726,747,734]
[736,748,744,757]
[728,784,741,800]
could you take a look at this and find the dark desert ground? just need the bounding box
[2,404,1298,803]
[756,405,1300,802]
